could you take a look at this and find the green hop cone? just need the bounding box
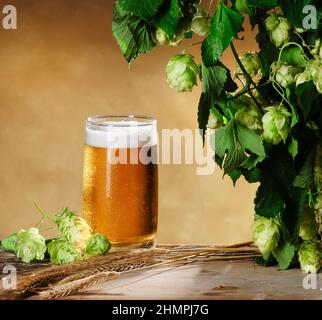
[252,215,280,260]
[1,233,17,253]
[298,241,321,273]
[307,59,320,80]
[310,39,321,59]
[313,66,322,94]
[235,0,251,14]
[265,13,290,47]
[15,227,46,263]
[294,71,311,86]
[154,28,169,46]
[275,64,301,88]
[54,208,92,253]
[299,206,318,241]
[166,54,199,92]
[262,105,291,145]
[47,238,80,264]
[237,52,262,79]
[84,233,111,258]
[207,108,223,130]
[191,7,211,37]
[235,96,262,132]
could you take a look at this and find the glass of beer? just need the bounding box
[82,115,158,249]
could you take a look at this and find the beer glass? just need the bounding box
[82,115,158,249]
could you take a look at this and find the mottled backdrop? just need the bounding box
[0,0,258,244]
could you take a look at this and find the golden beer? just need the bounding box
[82,115,158,249]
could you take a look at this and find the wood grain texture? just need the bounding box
[0,245,320,300]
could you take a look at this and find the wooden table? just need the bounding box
[0,245,321,300]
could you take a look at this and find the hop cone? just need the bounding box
[47,238,80,264]
[84,233,111,258]
[154,28,169,46]
[1,233,17,253]
[235,98,262,132]
[207,109,223,130]
[166,54,199,92]
[299,206,318,241]
[237,52,262,79]
[265,13,290,47]
[54,208,92,252]
[191,7,211,37]
[298,241,321,273]
[275,64,301,88]
[294,71,311,86]
[262,105,291,145]
[15,228,46,263]
[252,216,280,260]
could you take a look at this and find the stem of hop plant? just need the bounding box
[34,201,55,228]
[230,42,263,110]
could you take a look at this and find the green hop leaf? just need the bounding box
[15,228,46,263]
[265,13,291,47]
[262,105,292,145]
[236,51,262,79]
[54,208,92,253]
[84,233,111,258]
[299,206,318,241]
[202,2,243,66]
[252,215,280,260]
[1,233,17,253]
[235,96,263,132]
[235,0,251,14]
[166,53,199,92]
[298,241,321,273]
[47,238,80,265]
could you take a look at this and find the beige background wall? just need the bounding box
[0,0,258,244]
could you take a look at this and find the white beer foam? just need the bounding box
[86,121,157,149]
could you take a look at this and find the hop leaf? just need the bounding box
[299,207,318,241]
[47,238,80,264]
[298,241,321,273]
[1,233,17,253]
[84,233,111,258]
[252,215,280,260]
[166,53,199,92]
[265,13,291,47]
[262,105,292,145]
[15,228,46,263]
[54,208,92,253]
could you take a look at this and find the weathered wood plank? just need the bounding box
[0,245,321,300]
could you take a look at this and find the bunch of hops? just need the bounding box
[54,208,93,253]
[265,13,291,47]
[190,6,211,37]
[252,215,280,260]
[236,52,262,80]
[298,241,321,273]
[262,105,291,145]
[166,54,199,92]
[235,96,262,132]
[15,228,47,263]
